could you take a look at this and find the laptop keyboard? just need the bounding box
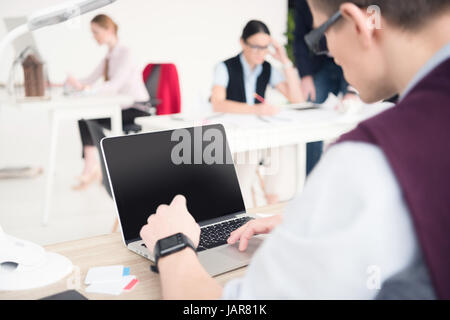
[197,216,253,252]
[139,216,253,252]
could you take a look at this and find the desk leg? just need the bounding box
[43,111,59,226]
[295,143,307,195]
[110,106,122,137]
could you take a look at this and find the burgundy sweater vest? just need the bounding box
[338,58,450,299]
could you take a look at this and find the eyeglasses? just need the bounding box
[245,41,271,52]
[304,10,342,55]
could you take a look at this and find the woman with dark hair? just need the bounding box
[211,20,304,207]
[65,14,150,190]
[211,20,303,114]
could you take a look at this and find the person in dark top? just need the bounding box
[211,20,304,206]
[294,0,356,175]
[211,20,303,115]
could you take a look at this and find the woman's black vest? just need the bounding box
[223,54,271,104]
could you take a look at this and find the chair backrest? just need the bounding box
[142,63,181,115]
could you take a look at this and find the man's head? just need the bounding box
[307,0,450,102]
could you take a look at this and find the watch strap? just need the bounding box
[150,233,196,274]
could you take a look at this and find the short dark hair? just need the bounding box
[309,0,450,29]
[241,20,271,41]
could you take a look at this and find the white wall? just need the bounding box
[0,0,288,113]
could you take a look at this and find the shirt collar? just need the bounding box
[400,42,450,101]
[106,42,120,59]
[239,53,263,79]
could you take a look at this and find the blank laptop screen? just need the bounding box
[101,124,245,243]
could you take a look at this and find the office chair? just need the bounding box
[120,63,181,136]
[142,63,181,115]
[91,63,182,232]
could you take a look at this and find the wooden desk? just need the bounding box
[0,203,285,300]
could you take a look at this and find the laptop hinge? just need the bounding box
[125,237,141,246]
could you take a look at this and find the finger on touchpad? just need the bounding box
[221,236,264,259]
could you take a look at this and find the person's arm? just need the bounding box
[158,213,283,299]
[158,248,223,299]
[211,85,257,114]
[294,0,317,100]
[139,195,223,300]
[293,0,315,78]
[65,57,105,91]
[270,39,304,103]
[211,85,279,115]
[227,214,283,251]
[274,68,304,104]
[222,142,418,299]
[79,59,105,87]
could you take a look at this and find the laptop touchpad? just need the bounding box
[216,236,264,260]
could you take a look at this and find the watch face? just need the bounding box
[159,234,180,249]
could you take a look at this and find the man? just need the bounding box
[140,0,450,299]
[294,0,353,175]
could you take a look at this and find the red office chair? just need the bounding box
[122,63,182,135]
[111,63,182,233]
[142,63,181,115]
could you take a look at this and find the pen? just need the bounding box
[253,93,290,122]
[254,93,265,104]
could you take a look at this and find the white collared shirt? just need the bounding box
[81,43,149,107]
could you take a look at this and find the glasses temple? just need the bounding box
[304,10,342,54]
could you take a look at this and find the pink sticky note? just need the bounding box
[124,278,138,291]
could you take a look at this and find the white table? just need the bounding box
[0,91,133,226]
[136,103,393,194]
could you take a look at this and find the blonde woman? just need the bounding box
[65,14,149,190]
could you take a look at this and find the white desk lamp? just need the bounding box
[0,0,117,60]
[0,227,74,291]
[0,0,117,292]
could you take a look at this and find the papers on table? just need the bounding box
[85,265,138,295]
[176,93,393,130]
[281,102,320,111]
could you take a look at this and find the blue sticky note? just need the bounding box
[123,267,130,276]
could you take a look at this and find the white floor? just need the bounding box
[0,104,117,246]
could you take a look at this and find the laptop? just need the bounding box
[100,124,264,276]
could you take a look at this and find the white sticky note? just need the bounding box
[85,265,124,284]
[85,275,136,296]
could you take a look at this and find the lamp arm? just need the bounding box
[0,24,29,62]
[0,0,117,61]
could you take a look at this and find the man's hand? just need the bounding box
[301,75,316,102]
[140,195,201,254]
[227,214,283,251]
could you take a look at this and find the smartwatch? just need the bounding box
[150,232,197,273]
